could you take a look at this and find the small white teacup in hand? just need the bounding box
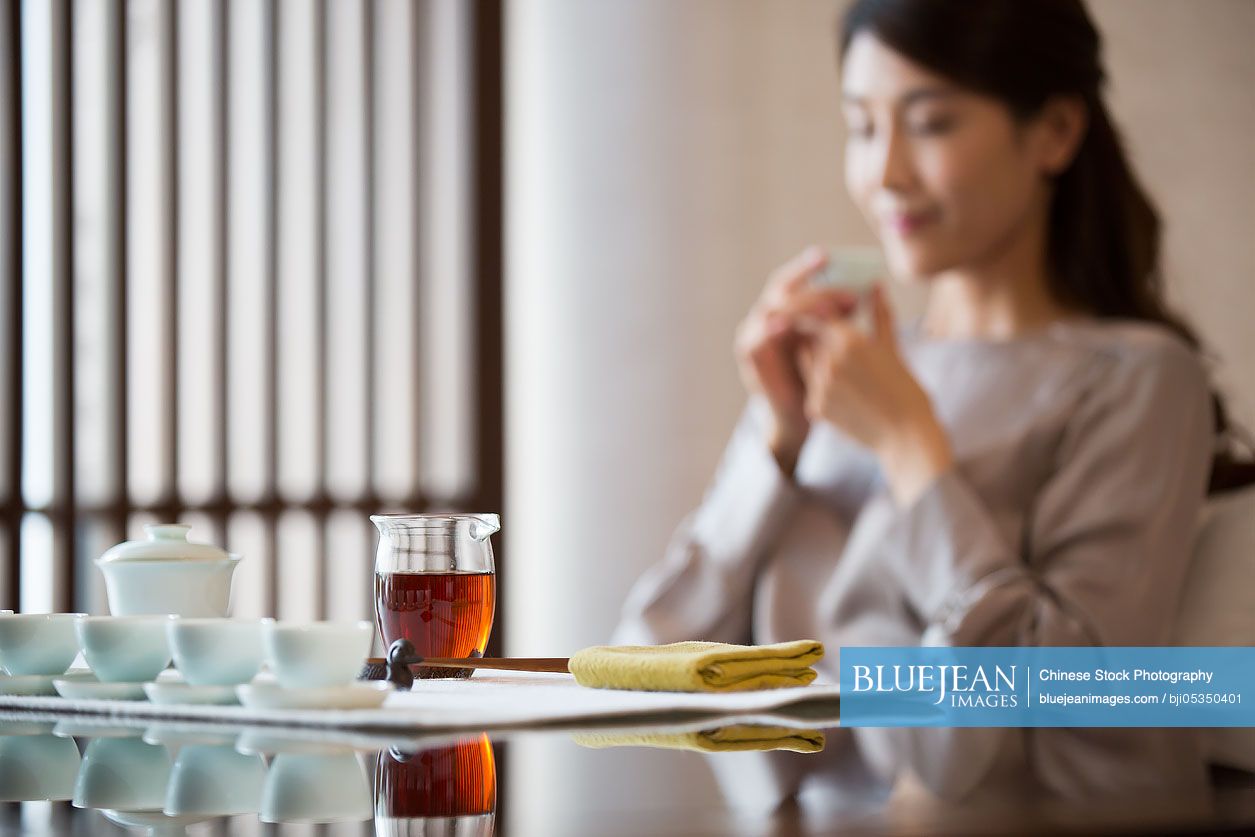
[263,621,374,689]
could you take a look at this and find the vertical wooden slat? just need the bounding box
[409,0,425,509]
[108,0,128,574]
[362,0,375,507]
[161,0,179,519]
[53,0,76,612]
[264,0,278,617]
[470,0,504,657]
[410,1,424,510]
[314,0,328,620]
[0,0,22,610]
[212,0,229,544]
[361,0,378,616]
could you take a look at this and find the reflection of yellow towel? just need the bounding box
[573,725,825,754]
[568,640,823,692]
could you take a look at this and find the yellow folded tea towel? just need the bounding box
[567,640,823,692]
[572,724,825,754]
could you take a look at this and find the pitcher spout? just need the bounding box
[468,513,501,541]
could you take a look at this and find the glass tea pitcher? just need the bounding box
[369,513,500,679]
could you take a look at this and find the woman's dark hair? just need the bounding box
[840,0,1255,494]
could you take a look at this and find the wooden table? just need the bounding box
[3,710,1255,835]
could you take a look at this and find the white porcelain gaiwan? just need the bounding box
[96,524,241,617]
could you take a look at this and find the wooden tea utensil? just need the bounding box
[359,656,570,676]
[359,640,569,689]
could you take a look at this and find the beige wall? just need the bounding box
[1093,0,1255,426]
[503,0,1255,826]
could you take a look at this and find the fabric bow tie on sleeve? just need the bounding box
[568,639,824,692]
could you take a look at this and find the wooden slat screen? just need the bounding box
[0,0,504,652]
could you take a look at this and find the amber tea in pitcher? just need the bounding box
[370,513,500,680]
[374,570,495,679]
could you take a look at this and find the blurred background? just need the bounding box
[509,0,1255,822]
[505,0,1255,659]
[2,0,1254,823]
[3,0,1254,648]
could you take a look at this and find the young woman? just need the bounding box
[614,0,1254,801]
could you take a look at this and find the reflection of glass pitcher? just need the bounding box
[374,735,497,835]
[370,515,500,679]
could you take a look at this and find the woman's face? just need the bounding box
[841,32,1053,280]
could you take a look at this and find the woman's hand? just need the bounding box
[735,247,859,475]
[796,286,954,506]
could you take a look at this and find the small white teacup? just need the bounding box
[76,616,173,683]
[164,743,267,817]
[0,733,81,802]
[72,736,171,811]
[167,618,272,686]
[260,751,371,824]
[0,614,85,675]
[263,621,374,689]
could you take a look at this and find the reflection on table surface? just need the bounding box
[2,716,1255,835]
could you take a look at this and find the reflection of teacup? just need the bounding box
[0,734,81,802]
[261,751,372,824]
[164,743,266,817]
[73,736,172,811]
[167,618,270,686]
[77,616,173,683]
[98,809,210,834]
[263,621,373,688]
[0,613,84,675]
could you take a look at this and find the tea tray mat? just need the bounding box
[0,671,841,733]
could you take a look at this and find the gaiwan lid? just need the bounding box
[97,523,236,564]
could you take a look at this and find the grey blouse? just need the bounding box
[613,319,1215,801]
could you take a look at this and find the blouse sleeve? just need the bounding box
[611,396,803,646]
[854,336,1215,799]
